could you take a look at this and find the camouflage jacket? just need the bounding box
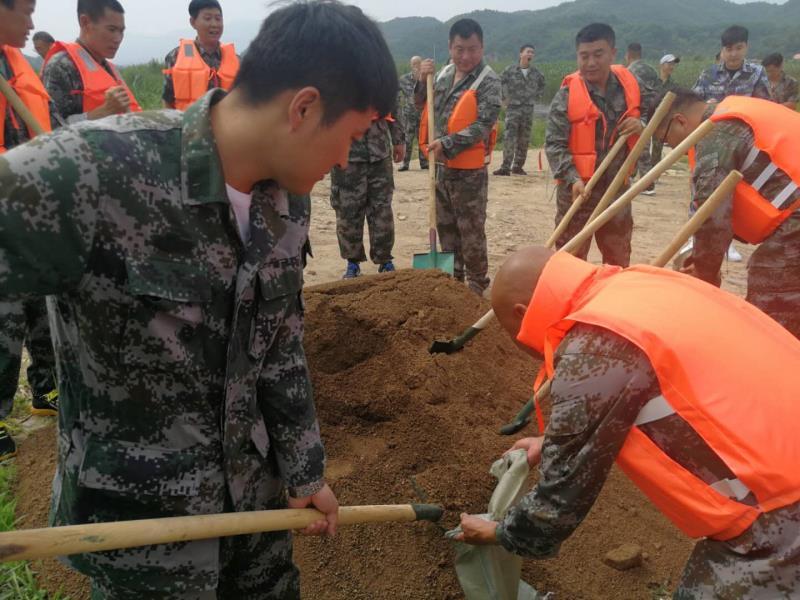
[692,61,770,102]
[413,60,501,162]
[0,90,324,591]
[627,59,660,113]
[41,40,133,123]
[398,71,421,120]
[691,105,800,282]
[545,71,641,185]
[767,73,799,105]
[162,39,227,106]
[496,323,748,557]
[0,49,61,149]
[348,114,405,163]
[500,64,545,109]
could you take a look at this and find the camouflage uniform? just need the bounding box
[499,64,545,171]
[398,71,428,169]
[42,41,134,123]
[688,106,800,339]
[162,40,230,107]
[545,71,640,266]
[329,115,404,264]
[497,323,800,598]
[692,61,771,103]
[0,49,57,418]
[0,90,323,598]
[414,60,502,295]
[627,60,660,178]
[767,73,799,106]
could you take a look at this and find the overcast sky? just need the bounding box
[25,0,786,60]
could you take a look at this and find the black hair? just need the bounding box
[77,0,124,21]
[519,44,535,53]
[234,1,397,125]
[627,42,642,55]
[575,23,615,49]
[762,52,784,68]
[449,19,483,44]
[649,87,703,122]
[0,0,13,9]
[721,25,748,47]
[189,0,221,19]
[33,31,55,44]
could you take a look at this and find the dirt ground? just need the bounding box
[11,149,752,599]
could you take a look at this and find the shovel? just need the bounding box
[0,504,444,563]
[413,72,454,274]
[498,169,743,435]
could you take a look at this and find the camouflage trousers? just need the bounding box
[745,212,800,339]
[501,106,534,171]
[554,182,633,267]
[674,500,800,599]
[402,111,428,169]
[330,158,395,264]
[436,166,490,295]
[0,297,56,417]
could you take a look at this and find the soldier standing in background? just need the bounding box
[330,113,406,278]
[650,54,680,166]
[762,53,799,109]
[494,44,545,176]
[398,56,427,171]
[416,18,501,296]
[625,42,659,195]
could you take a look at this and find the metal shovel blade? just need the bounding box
[413,249,455,275]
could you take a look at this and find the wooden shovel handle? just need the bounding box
[0,73,46,137]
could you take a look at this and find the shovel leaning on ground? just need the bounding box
[413,72,455,274]
[498,169,744,435]
[0,504,444,563]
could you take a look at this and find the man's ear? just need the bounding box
[513,303,528,319]
[287,87,321,131]
[610,46,618,62]
[190,17,197,30]
[78,14,92,31]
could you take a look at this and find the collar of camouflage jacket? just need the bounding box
[180,88,229,206]
[441,60,488,97]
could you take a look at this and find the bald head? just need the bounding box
[491,246,555,345]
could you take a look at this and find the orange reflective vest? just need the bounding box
[517,252,800,541]
[43,42,141,113]
[562,65,640,182]
[419,64,498,170]
[0,46,52,153]
[688,96,800,244]
[165,39,239,110]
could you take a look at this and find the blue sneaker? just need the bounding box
[378,261,396,273]
[343,261,361,279]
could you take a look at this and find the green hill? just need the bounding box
[383,0,800,63]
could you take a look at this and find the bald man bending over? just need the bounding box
[398,55,428,171]
[455,247,800,599]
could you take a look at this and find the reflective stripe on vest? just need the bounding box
[419,64,499,170]
[0,46,52,153]
[167,40,239,111]
[42,42,141,114]
[517,252,800,541]
[690,96,800,244]
[562,65,641,182]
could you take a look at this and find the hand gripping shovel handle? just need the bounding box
[500,169,742,435]
[0,504,444,563]
[0,74,46,137]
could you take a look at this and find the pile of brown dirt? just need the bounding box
[13,270,693,599]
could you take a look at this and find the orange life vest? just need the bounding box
[562,65,641,182]
[43,42,141,113]
[165,39,239,110]
[0,46,52,153]
[688,96,800,244]
[517,252,800,541]
[419,64,498,170]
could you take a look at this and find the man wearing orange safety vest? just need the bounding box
[42,0,140,123]
[545,23,645,267]
[654,88,800,339]
[456,246,800,598]
[415,18,501,296]
[162,0,240,111]
[0,0,60,461]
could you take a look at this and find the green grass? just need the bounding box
[120,61,167,111]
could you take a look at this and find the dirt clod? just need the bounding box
[604,543,644,571]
